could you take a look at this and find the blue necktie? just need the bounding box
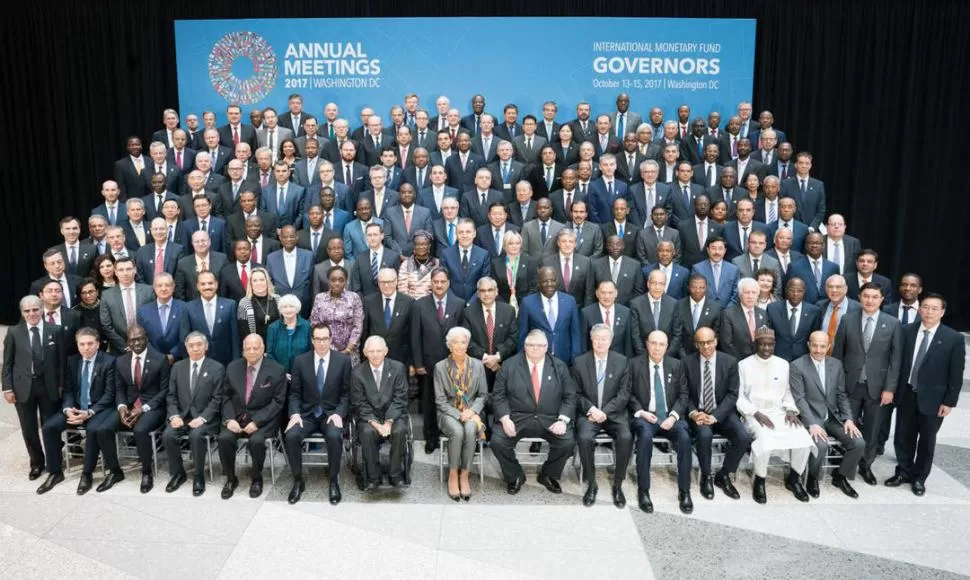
[653,364,667,418]
[447,223,455,245]
[494,229,502,253]
[384,297,392,328]
[540,222,547,246]
[370,252,379,280]
[79,360,91,411]
[618,224,624,238]
[901,306,911,325]
[502,163,510,183]
[314,358,326,417]
[159,303,169,333]
[312,232,320,254]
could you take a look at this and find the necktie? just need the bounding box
[681,125,687,139]
[383,297,393,329]
[746,309,756,341]
[80,360,91,410]
[168,225,175,243]
[244,365,256,404]
[731,136,738,158]
[563,257,571,290]
[47,311,55,325]
[692,303,701,330]
[546,167,553,190]
[494,229,502,253]
[461,250,469,272]
[373,367,382,390]
[653,301,661,327]
[419,131,425,144]
[540,222,548,246]
[133,355,143,404]
[788,306,798,336]
[502,163,510,183]
[768,201,776,223]
[269,130,277,159]
[780,254,789,273]
[315,358,326,417]
[156,165,163,175]
[596,359,605,408]
[910,329,931,388]
[30,326,43,371]
[417,167,425,186]
[531,363,541,401]
[813,261,822,291]
[706,165,714,186]
[461,154,468,170]
[742,226,749,250]
[547,297,557,329]
[565,191,573,208]
[233,127,240,145]
[486,308,495,353]
[156,194,164,212]
[527,137,533,151]
[205,301,215,334]
[134,157,143,175]
[575,225,583,247]
[175,150,182,169]
[345,164,352,187]
[800,179,807,195]
[618,223,625,238]
[480,192,487,206]
[901,306,911,325]
[604,308,611,327]
[400,149,407,169]
[610,259,620,283]
[451,129,457,141]
[191,361,200,393]
[155,245,164,276]
[448,223,455,246]
[405,209,413,233]
[108,205,117,225]
[159,303,169,333]
[712,262,720,292]
[370,252,379,280]
[753,258,760,271]
[125,287,136,327]
[863,316,874,352]
[328,124,335,138]
[653,364,667,417]
[199,219,207,234]
[683,185,690,206]
[312,231,320,254]
[278,187,286,214]
[240,264,248,291]
[606,181,614,197]
[702,360,714,412]
[826,306,840,353]
[261,172,269,188]
[436,300,444,321]
[834,243,843,273]
[781,163,789,180]
[617,113,625,138]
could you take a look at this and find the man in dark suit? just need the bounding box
[179,271,240,366]
[56,216,97,277]
[845,249,894,302]
[120,199,151,252]
[100,257,155,353]
[766,226,804,278]
[174,231,228,302]
[494,104,523,142]
[692,236,740,309]
[384,183,434,257]
[600,198,640,258]
[512,116,546,166]
[719,278,768,360]
[144,142,183,195]
[215,160,256,219]
[627,161,673,229]
[548,168,582,223]
[585,155,629,224]
[882,273,922,325]
[641,241,690,301]
[114,325,170,492]
[351,336,411,490]
[507,181,537,228]
[765,198,809,256]
[459,169,504,229]
[439,219,490,301]
[36,328,120,495]
[592,236,644,306]
[635,206,681,265]
[199,129,232,176]
[362,268,413,367]
[722,198,769,261]
[446,133,486,192]
[181,195,227,253]
[37,280,81,355]
[488,141,526,200]
[218,104,259,151]
[137,273,184,363]
[680,119,716,166]
[629,329,694,514]
[572,324,632,507]
[334,140,371,197]
[535,101,561,143]
[403,147,434,191]
[821,213,861,277]
[3,295,65,481]
[411,268,465,452]
[470,114,500,163]
[888,294,964,495]
[692,144,723,190]
[684,326,749,501]
[491,329,577,495]
[217,334,286,499]
[676,195,721,267]
[260,161,307,229]
[284,323,353,504]
[352,223,402,298]
[459,95,486,134]
[615,133,647,186]
[218,240,258,303]
[518,267,581,365]
[474,203,520,259]
[726,139,765,186]
[225,193,279,249]
[162,331,225,496]
[541,229,595,308]
[790,331,865,499]
[266,226,315,313]
[31,249,80,308]
[780,152,826,231]
[569,102,595,142]
[135,218,184,285]
[115,137,150,200]
[579,280,633,357]
[719,116,742,164]
[832,283,902,485]
[767,278,821,361]
[630,269,682,356]
[788,232,840,305]
[565,200,605,258]
[464,277,518,390]
[705,166,740,220]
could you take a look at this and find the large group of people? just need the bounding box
[2,93,963,514]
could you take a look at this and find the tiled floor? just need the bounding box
[1,328,969,579]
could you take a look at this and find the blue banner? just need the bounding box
[175,17,755,125]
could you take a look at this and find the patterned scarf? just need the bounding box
[447,357,485,439]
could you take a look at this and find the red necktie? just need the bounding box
[47,311,55,324]
[450,129,456,140]
[244,366,255,404]
[436,300,444,321]
[250,241,259,264]
[133,355,143,408]
[681,126,686,139]
[563,257,571,290]
[747,309,756,341]
[604,308,611,327]
[531,364,541,402]
[240,264,248,290]
[175,150,182,169]
[155,246,164,275]
[400,149,407,168]
[233,126,240,145]
[486,309,495,353]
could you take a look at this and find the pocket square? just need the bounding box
[258,381,272,389]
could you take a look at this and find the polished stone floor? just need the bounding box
[1,331,969,579]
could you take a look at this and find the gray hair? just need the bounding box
[19,295,42,313]
[590,323,613,340]
[184,331,208,346]
[445,326,472,346]
[277,293,302,312]
[737,277,760,293]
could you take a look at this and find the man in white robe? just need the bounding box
[738,327,815,503]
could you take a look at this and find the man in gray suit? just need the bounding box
[512,115,546,165]
[719,278,768,360]
[256,108,294,161]
[565,200,604,257]
[732,230,782,296]
[635,206,681,265]
[162,331,226,496]
[592,236,644,306]
[831,283,901,485]
[382,183,433,256]
[612,93,642,140]
[100,257,155,352]
[521,198,563,257]
[630,269,681,356]
[790,331,865,499]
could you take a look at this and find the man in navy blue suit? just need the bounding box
[518,267,581,365]
[780,152,826,231]
[266,226,315,314]
[586,154,629,224]
[439,219,490,301]
[722,198,769,261]
[136,217,184,285]
[445,133,485,192]
[767,278,821,361]
[260,161,307,229]
[690,237,740,309]
[787,232,840,305]
[182,196,227,254]
[137,273,185,363]
[887,294,965,496]
[179,271,240,365]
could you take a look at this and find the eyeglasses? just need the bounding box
[695,339,717,346]
[311,336,332,342]
[524,343,546,349]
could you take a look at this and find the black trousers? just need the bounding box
[878,402,896,449]
[116,408,166,474]
[850,384,885,468]
[218,419,279,478]
[489,418,576,482]
[633,417,693,492]
[42,409,121,475]
[357,417,408,483]
[894,384,945,482]
[14,380,55,469]
[691,413,750,477]
[162,421,219,478]
[576,416,632,486]
[807,417,865,479]
[284,414,344,479]
[419,373,440,441]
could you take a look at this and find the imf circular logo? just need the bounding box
[208,31,278,104]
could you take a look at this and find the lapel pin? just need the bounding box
[203,372,208,377]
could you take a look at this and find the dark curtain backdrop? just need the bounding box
[2,2,969,325]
